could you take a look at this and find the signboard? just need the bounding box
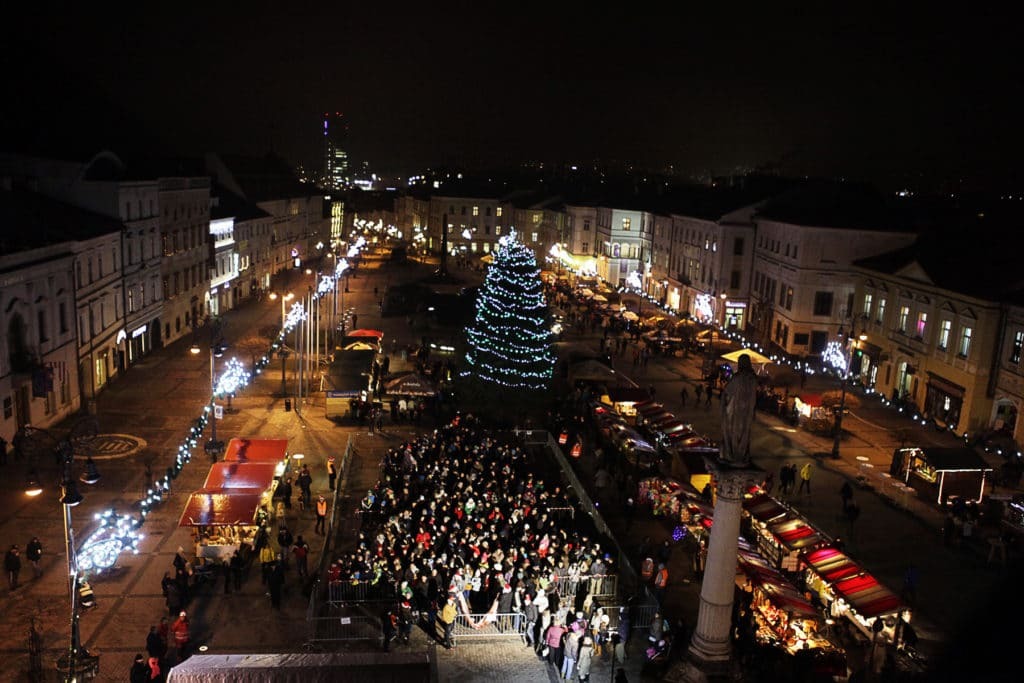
[214,405,224,420]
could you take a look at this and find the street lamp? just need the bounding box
[26,439,102,680]
[825,327,863,459]
[269,291,295,330]
[191,339,227,457]
[718,291,728,329]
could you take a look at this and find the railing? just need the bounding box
[451,612,527,640]
[307,613,383,646]
[327,579,396,605]
[307,437,355,623]
[547,573,618,601]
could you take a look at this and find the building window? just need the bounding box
[733,237,744,255]
[37,310,48,342]
[812,291,834,317]
[897,306,910,333]
[712,240,718,253]
[583,219,591,231]
[730,270,740,289]
[621,218,631,231]
[460,206,466,215]
[472,206,479,216]
[1012,331,1024,364]
[531,232,539,243]
[59,302,68,334]
[786,287,794,310]
[862,294,873,318]
[938,320,952,350]
[582,242,589,253]
[959,326,973,357]
[485,207,491,217]
[877,298,887,324]
[915,312,927,338]
[496,207,502,217]
[3,396,11,419]
[495,226,501,235]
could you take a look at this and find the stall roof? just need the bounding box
[347,329,385,339]
[203,462,279,490]
[720,349,774,367]
[769,517,826,551]
[635,401,666,415]
[795,393,823,407]
[759,582,820,618]
[744,494,789,523]
[912,447,994,472]
[178,490,263,527]
[167,652,432,683]
[606,387,654,404]
[801,547,862,583]
[833,574,904,619]
[223,438,288,463]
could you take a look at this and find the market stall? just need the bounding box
[223,438,289,465]
[800,546,909,644]
[178,490,265,561]
[743,493,789,527]
[752,514,828,571]
[637,477,714,529]
[889,446,993,504]
[602,386,655,418]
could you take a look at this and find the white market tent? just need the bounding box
[720,348,774,375]
[168,653,431,683]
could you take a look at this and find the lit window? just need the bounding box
[938,320,952,349]
[623,218,631,231]
[495,226,502,236]
[862,294,873,317]
[898,306,909,333]
[1012,331,1024,364]
[959,327,972,357]
[877,298,887,324]
[532,232,539,243]
[496,207,503,217]
[916,312,927,338]
[473,206,479,216]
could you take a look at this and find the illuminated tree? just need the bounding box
[462,230,555,394]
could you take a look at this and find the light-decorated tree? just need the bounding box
[462,230,555,397]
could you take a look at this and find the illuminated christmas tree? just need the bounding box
[463,230,555,392]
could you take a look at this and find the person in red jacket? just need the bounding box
[171,611,191,663]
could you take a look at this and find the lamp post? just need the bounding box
[29,438,102,681]
[719,291,728,329]
[269,291,295,330]
[269,291,294,398]
[826,328,863,459]
[191,339,227,456]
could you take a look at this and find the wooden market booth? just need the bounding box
[178,490,265,562]
[889,446,993,504]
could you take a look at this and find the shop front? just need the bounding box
[723,300,747,330]
[924,372,964,431]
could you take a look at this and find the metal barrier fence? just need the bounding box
[307,613,383,646]
[547,573,619,601]
[328,579,396,605]
[451,612,527,640]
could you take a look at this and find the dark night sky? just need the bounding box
[5,4,1021,192]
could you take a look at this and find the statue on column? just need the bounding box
[719,353,757,466]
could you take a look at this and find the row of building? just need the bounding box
[386,179,1024,451]
[0,151,334,443]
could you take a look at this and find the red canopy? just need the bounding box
[833,574,904,618]
[223,438,288,463]
[178,490,263,527]
[348,329,384,339]
[769,517,826,552]
[802,547,862,583]
[203,462,278,490]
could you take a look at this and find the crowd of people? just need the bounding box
[326,417,626,668]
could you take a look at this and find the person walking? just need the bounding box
[654,563,669,604]
[705,383,713,408]
[695,384,703,404]
[230,550,243,591]
[292,535,309,579]
[277,525,293,568]
[296,466,313,509]
[130,654,150,683]
[440,594,458,649]
[26,536,43,578]
[315,495,328,535]
[798,462,813,495]
[576,636,594,682]
[840,481,853,511]
[5,544,21,590]
[326,455,337,491]
[277,477,293,511]
[680,386,688,408]
[268,557,285,608]
[171,611,191,663]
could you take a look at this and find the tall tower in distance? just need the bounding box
[323,111,349,191]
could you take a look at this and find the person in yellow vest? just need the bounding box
[654,563,669,602]
[327,456,337,491]
[440,594,458,648]
[315,495,328,535]
[640,557,655,583]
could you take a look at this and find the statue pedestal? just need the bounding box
[672,462,761,682]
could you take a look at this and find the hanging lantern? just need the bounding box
[570,442,582,458]
[559,431,569,445]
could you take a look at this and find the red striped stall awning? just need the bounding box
[769,517,826,552]
[833,574,904,619]
[802,547,862,583]
[744,494,788,523]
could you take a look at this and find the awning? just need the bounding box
[768,517,826,552]
[744,494,788,523]
[720,349,774,368]
[223,438,288,463]
[347,329,384,339]
[801,547,862,583]
[203,462,279,491]
[342,341,377,351]
[832,574,904,619]
[178,490,263,527]
[622,311,639,322]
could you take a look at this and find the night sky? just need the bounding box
[5,5,1020,192]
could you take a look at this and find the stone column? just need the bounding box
[671,464,759,682]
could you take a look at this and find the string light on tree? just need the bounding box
[823,340,848,375]
[462,229,555,390]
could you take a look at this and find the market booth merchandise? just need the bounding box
[178,489,265,561]
[752,514,828,571]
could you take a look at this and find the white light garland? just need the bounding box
[214,357,251,397]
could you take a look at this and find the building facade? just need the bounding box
[159,175,213,344]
